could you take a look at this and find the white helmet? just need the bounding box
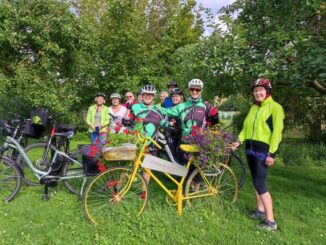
[110,93,121,99]
[141,84,157,95]
[188,78,204,89]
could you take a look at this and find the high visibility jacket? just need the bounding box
[86,105,110,133]
[239,97,285,155]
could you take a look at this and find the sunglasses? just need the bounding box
[189,88,201,92]
[126,96,133,98]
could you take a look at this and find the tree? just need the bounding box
[0,0,88,115]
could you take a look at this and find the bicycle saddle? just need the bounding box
[179,144,200,153]
[54,131,75,139]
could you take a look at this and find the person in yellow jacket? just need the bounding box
[232,78,285,231]
[86,92,110,144]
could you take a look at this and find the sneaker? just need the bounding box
[249,210,266,219]
[257,220,278,231]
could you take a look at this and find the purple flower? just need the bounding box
[201,156,209,162]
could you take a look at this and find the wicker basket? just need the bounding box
[102,143,137,161]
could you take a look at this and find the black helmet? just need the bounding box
[167,80,177,87]
[96,92,107,100]
[170,87,183,95]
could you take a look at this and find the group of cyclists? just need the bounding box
[86,77,284,232]
[86,79,219,160]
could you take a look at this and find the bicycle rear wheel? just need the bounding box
[0,159,22,202]
[83,166,148,225]
[184,163,238,207]
[227,153,246,190]
[61,149,86,195]
[17,142,57,186]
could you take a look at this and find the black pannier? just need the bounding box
[80,145,103,176]
[23,119,45,139]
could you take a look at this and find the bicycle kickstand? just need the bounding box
[42,183,50,201]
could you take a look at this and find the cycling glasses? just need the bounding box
[189,88,201,92]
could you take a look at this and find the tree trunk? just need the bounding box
[308,119,322,142]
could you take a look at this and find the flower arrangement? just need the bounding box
[182,126,235,167]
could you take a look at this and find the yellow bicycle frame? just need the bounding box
[119,133,221,215]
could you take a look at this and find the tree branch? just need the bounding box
[312,79,326,94]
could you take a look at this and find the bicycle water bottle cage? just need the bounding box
[180,144,200,153]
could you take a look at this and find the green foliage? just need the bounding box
[219,94,251,132]
[278,142,326,167]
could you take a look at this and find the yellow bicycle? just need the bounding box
[82,134,238,225]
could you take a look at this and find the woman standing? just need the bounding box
[232,78,285,231]
[108,93,127,133]
[86,92,110,144]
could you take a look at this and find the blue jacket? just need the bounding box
[162,96,174,108]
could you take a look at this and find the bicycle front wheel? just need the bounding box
[0,160,22,202]
[83,166,148,225]
[184,163,238,207]
[17,142,57,186]
[61,149,86,195]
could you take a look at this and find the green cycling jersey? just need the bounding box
[159,97,218,137]
[130,103,165,139]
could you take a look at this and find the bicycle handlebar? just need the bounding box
[137,133,162,150]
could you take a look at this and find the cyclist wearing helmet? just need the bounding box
[128,84,167,193]
[232,78,284,231]
[108,93,127,133]
[164,87,184,161]
[162,80,178,108]
[160,78,219,137]
[171,87,184,105]
[86,92,110,144]
[128,85,165,140]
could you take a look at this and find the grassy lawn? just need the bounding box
[1,159,325,244]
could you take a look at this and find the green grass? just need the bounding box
[1,135,326,244]
[1,163,326,244]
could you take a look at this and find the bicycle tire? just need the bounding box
[184,163,238,207]
[227,153,246,190]
[83,166,149,225]
[61,149,86,195]
[0,159,22,202]
[16,142,57,186]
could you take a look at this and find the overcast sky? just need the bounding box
[196,0,236,15]
[196,0,236,35]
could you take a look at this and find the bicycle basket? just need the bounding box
[31,108,48,127]
[102,143,137,161]
[23,119,45,139]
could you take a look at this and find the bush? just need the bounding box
[278,143,326,167]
